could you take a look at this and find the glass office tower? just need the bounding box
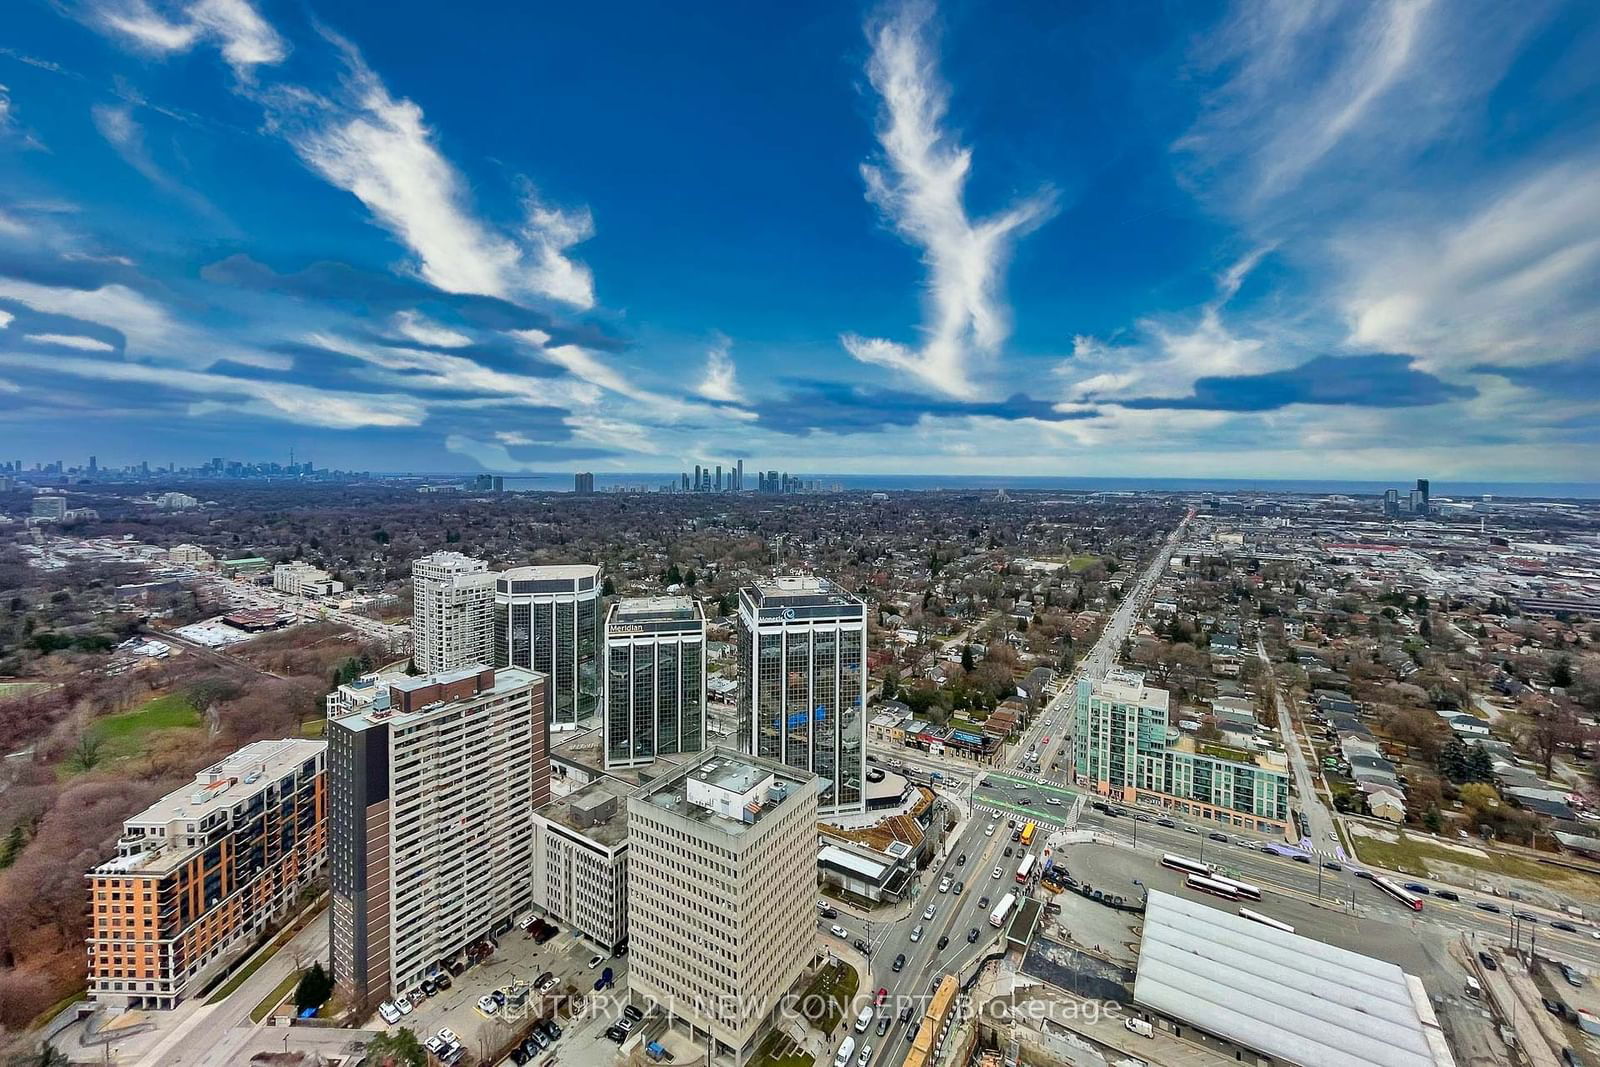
[604,596,706,768]
[495,565,601,729]
[736,576,865,816]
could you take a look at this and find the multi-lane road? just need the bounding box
[833,516,1190,1065]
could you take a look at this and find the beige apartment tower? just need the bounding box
[411,551,496,674]
[626,749,819,1067]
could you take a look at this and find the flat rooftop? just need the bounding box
[333,666,542,732]
[742,576,865,619]
[97,738,325,875]
[636,749,815,835]
[537,778,631,847]
[1134,890,1455,1067]
[1091,667,1170,710]
[500,564,602,580]
[609,596,704,629]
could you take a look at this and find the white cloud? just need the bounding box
[1340,157,1600,371]
[24,332,117,352]
[91,103,223,221]
[95,0,287,77]
[270,40,595,307]
[694,335,743,404]
[0,352,422,428]
[0,309,12,329]
[495,431,533,446]
[0,377,18,394]
[391,310,472,348]
[842,0,1056,399]
[1057,248,1276,402]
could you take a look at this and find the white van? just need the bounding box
[854,1005,874,1033]
[1464,976,1482,998]
[1124,1017,1153,1038]
[834,1036,856,1067]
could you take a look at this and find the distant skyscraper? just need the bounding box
[1415,478,1430,516]
[715,464,722,491]
[737,576,866,815]
[681,472,690,491]
[605,597,706,768]
[574,471,595,494]
[88,455,96,473]
[496,565,603,729]
[736,459,744,491]
[1383,489,1399,517]
[412,551,496,674]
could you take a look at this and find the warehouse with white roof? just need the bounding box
[1133,891,1456,1067]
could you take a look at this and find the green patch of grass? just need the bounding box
[90,693,202,760]
[752,1031,814,1067]
[1068,554,1103,573]
[798,960,859,1035]
[1350,830,1600,896]
[250,969,303,1024]
[0,681,53,700]
[299,718,327,739]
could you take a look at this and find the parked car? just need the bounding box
[395,994,414,1014]
[377,1002,401,1025]
[819,906,839,920]
[438,1029,459,1046]
[588,953,605,968]
[1478,951,1498,971]
[606,1026,627,1043]
[477,995,499,1015]
[830,924,849,938]
[623,1005,644,1023]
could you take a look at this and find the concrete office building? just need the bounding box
[495,565,603,730]
[87,739,327,1010]
[327,666,548,1004]
[737,576,866,815]
[530,779,630,953]
[605,596,707,769]
[1073,668,1290,832]
[31,495,67,521]
[627,750,819,1067]
[411,551,496,674]
[272,561,344,597]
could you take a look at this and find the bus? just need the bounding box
[1209,874,1262,902]
[1161,853,1211,877]
[1020,822,1037,846]
[1373,876,1424,912]
[990,892,1017,928]
[1016,853,1036,883]
[1186,874,1245,900]
[1238,908,1295,933]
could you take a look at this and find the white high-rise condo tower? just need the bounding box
[411,551,495,674]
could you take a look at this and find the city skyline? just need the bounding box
[2,2,1597,480]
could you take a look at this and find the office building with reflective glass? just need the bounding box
[495,565,602,730]
[736,576,865,816]
[605,596,706,769]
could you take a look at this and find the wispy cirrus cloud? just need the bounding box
[93,0,287,78]
[841,0,1056,400]
[91,102,223,221]
[391,309,472,348]
[24,331,117,352]
[263,33,596,308]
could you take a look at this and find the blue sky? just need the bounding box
[1,0,1598,480]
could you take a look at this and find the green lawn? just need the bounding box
[751,1031,814,1067]
[798,960,859,1035]
[90,693,202,760]
[1068,554,1103,573]
[0,681,52,700]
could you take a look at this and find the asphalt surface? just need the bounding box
[837,519,1190,1067]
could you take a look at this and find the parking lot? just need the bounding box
[370,921,629,1064]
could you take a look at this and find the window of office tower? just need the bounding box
[555,601,576,724]
[838,634,862,806]
[680,642,703,754]
[656,641,680,755]
[813,630,838,797]
[757,633,782,762]
[606,645,630,764]
[577,597,599,722]
[784,633,809,770]
[631,643,654,762]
